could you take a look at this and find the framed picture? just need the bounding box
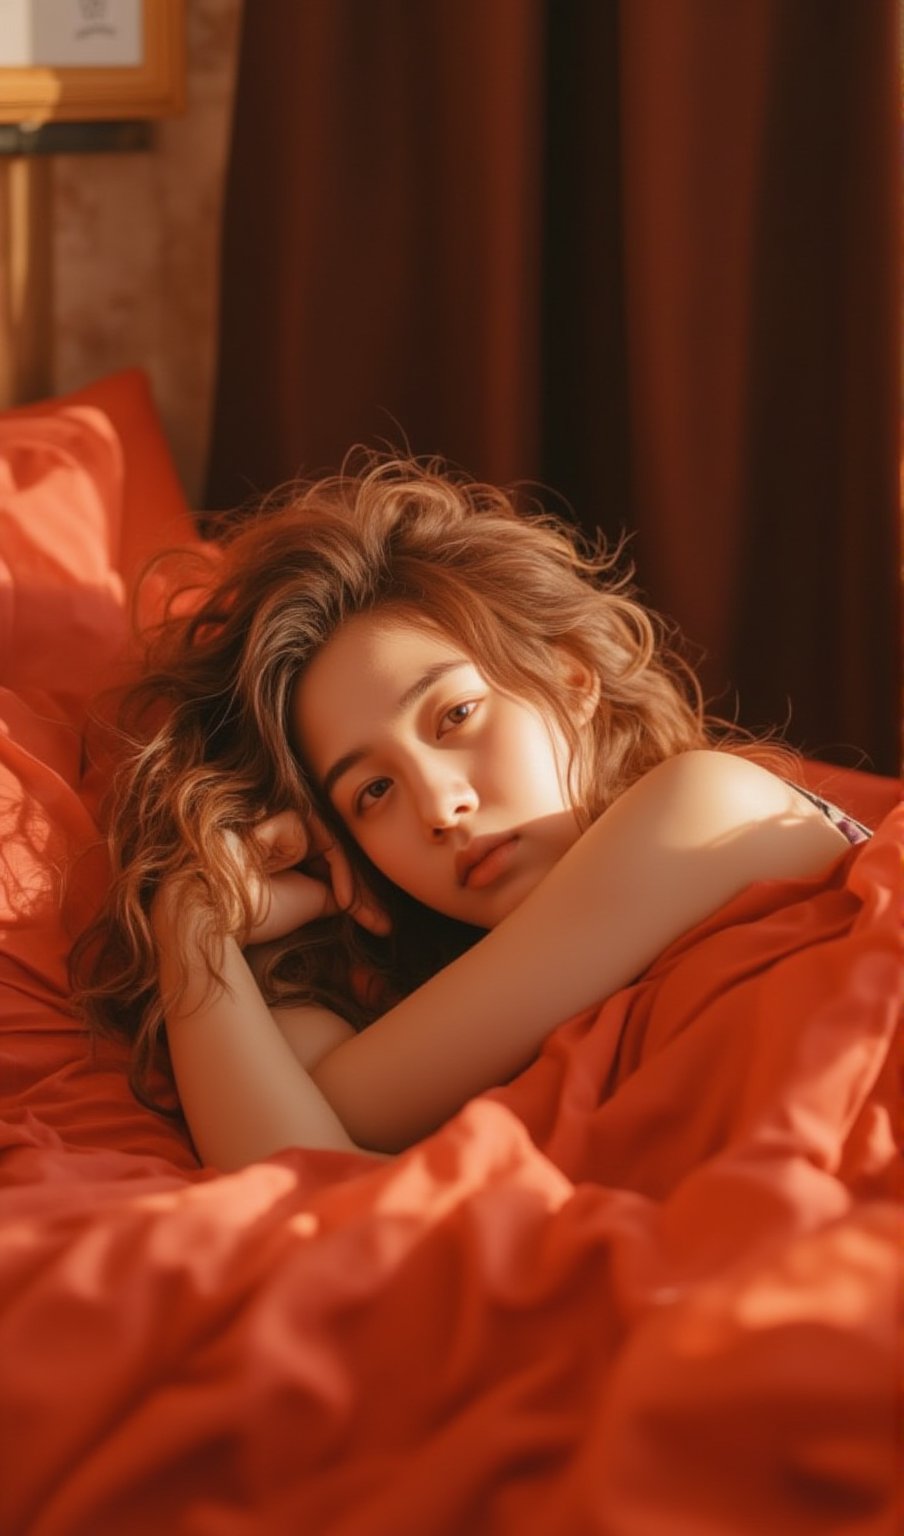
[0,0,185,122]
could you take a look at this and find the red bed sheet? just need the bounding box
[0,380,901,1534]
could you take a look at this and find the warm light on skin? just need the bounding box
[292,613,592,928]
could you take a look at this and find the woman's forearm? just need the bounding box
[152,897,366,1168]
[312,752,849,1150]
[152,755,846,1162]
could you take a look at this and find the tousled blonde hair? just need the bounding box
[71,454,786,1109]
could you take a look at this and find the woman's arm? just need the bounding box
[155,751,849,1166]
[311,751,850,1151]
[153,891,376,1168]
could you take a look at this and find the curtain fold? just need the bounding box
[207,0,900,776]
[207,0,544,497]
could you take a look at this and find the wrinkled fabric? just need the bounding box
[0,670,901,1535]
[1,400,901,1534]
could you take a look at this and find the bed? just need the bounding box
[0,370,900,1535]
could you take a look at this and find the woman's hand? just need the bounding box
[150,809,389,1167]
[225,809,390,945]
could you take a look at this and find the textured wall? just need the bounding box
[52,0,242,504]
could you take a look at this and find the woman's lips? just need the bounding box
[464,837,519,890]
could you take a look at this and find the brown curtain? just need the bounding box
[207,0,901,777]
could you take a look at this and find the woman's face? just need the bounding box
[292,612,588,929]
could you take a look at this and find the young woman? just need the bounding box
[73,456,865,1168]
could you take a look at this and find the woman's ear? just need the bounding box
[554,649,601,726]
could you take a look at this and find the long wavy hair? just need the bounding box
[71,453,792,1109]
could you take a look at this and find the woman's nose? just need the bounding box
[413,767,477,835]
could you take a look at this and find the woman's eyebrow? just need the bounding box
[322,660,471,799]
[396,658,470,713]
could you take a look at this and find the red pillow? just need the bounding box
[1,368,196,585]
[0,369,198,698]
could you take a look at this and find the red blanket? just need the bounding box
[1,379,900,1534]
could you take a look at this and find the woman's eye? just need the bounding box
[439,701,477,735]
[356,777,392,812]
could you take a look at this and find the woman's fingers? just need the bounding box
[252,809,311,871]
[302,813,381,922]
[270,868,338,927]
[235,809,392,939]
[244,868,340,945]
[354,894,393,936]
[318,838,354,911]
[322,842,391,936]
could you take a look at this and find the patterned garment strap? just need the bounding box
[788,781,873,845]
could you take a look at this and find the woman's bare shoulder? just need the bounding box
[606,748,851,877]
[308,750,850,1151]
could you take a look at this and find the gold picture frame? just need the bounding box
[0,1,185,124]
